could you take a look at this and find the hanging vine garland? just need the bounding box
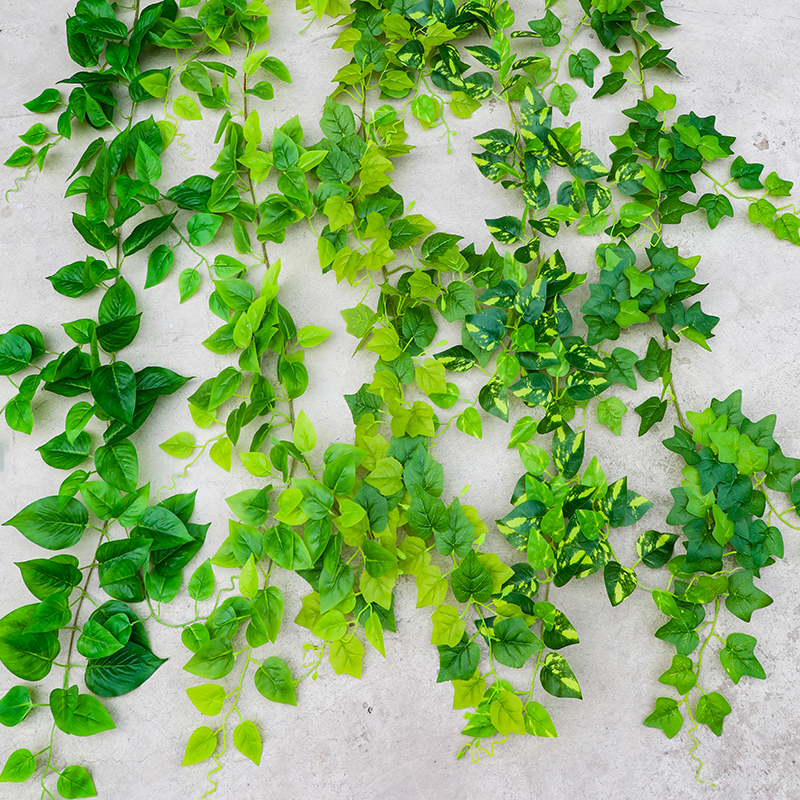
[1,0,799,797]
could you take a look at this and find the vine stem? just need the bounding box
[63,522,110,690]
[632,35,649,103]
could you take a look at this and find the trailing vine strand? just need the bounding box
[1,0,799,796]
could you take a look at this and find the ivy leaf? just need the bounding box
[658,654,697,695]
[719,632,766,684]
[697,193,734,230]
[597,396,627,435]
[527,11,562,47]
[725,571,772,622]
[765,170,793,197]
[634,396,667,436]
[730,156,764,190]
[643,697,683,738]
[695,691,731,736]
[568,48,600,87]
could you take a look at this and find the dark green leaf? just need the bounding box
[5,496,88,550]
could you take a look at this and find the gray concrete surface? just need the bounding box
[1,1,799,798]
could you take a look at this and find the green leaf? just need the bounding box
[437,636,480,683]
[94,440,138,493]
[697,193,734,230]
[16,557,82,600]
[78,481,118,521]
[634,396,667,436]
[179,269,200,302]
[597,396,627,435]
[50,688,115,736]
[5,146,34,167]
[186,684,226,716]
[725,571,772,622]
[293,409,316,453]
[144,245,174,289]
[539,652,582,699]
[524,701,557,737]
[183,637,235,680]
[329,634,364,678]
[695,691,731,736]
[451,551,493,603]
[431,605,465,648]
[188,560,215,602]
[122,212,176,256]
[160,432,195,458]
[56,765,96,798]
[0,334,32,375]
[91,363,136,425]
[603,561,637,606]
[490,688,525,736]
[0,748,35,782]
[658,654,697,695]
[296,325,331,348]
[233,720,262,766]
[719,633,765,684]
[254,656,297,705]
[25,593,71,633]
[0,686,32,727]
[5,496,88,550]
[643,697,683,738]
[37,431,91,470]
[0,606,60,681]
[187,213,223,246]
[76,618,128,660]
[730,156,763,190]
[320,96,356,142]
[490,617,543,669]
[765,170,793,197]
[182,726,217,766]
[85,642,166,697]
[131,506,192,550]
[174,95,203,121]
[569,48,600,87]
[24,88,61,113]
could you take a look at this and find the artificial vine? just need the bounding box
[1,0,798,795]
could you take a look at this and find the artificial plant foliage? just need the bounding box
[1,0,799,794]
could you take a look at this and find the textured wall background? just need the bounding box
[1,1,799,798]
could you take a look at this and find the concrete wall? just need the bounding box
[1,1,798,798]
